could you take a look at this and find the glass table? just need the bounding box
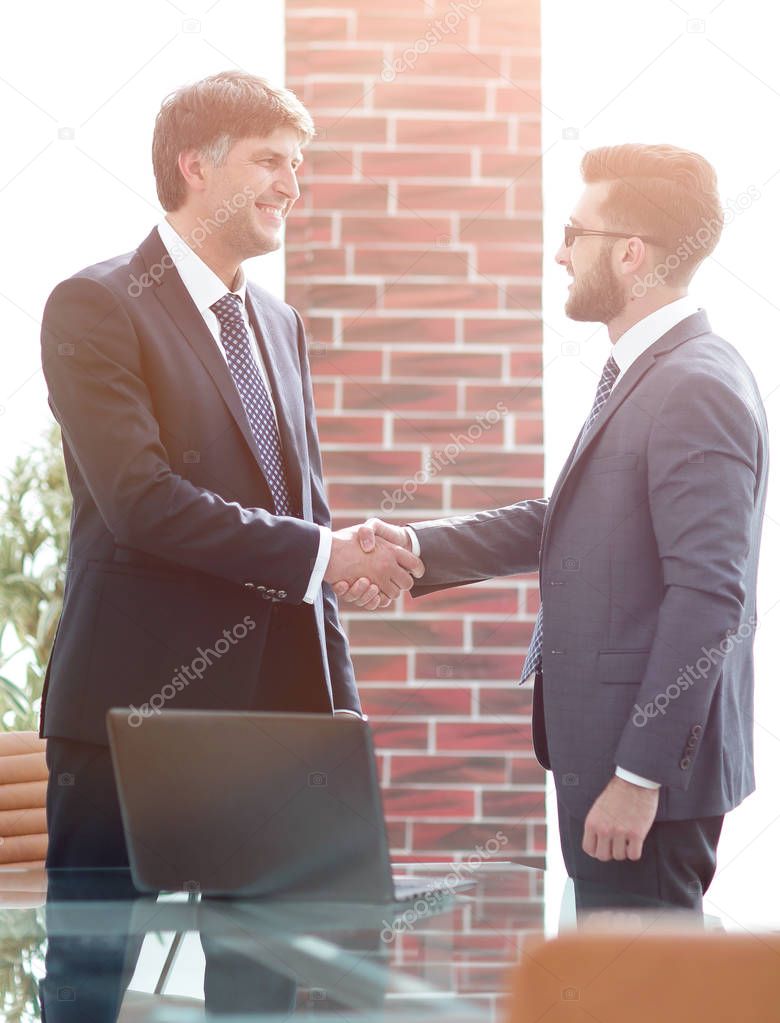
[0,859,730,1022]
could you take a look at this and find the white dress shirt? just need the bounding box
[408,296,701,788]
[156,218,331,605]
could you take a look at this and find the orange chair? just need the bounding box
[0,730,48,871]
[507,929,780,1022]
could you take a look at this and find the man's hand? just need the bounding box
[331,518,420,611]
[582,775,660,862]
[325,522,423,610]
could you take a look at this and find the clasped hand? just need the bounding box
[325,518,420,611]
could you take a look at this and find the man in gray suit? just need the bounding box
[335,144,768,910]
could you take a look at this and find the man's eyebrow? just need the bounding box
[249,148,303,164]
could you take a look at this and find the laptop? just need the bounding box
[106,708,476,903]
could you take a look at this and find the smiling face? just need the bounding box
[555,181,630,324]
[191,126,304,261]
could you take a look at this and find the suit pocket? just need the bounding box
[588,452,638,474]
[597,649,650,684]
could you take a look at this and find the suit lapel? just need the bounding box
[139,226,305,511]
[544,310,712,534]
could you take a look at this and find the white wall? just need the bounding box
[541,0,780,927]
[0,0,286,472]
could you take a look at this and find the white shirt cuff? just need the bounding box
[406,526,420,557]
[333,709,365,718]
[303,525,332,604]
[615,766,661,789]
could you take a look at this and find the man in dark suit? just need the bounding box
[338,144,768,911]
[39,70,423,872]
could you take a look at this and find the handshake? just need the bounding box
[324,518,423,611]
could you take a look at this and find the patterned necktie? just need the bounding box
[520,354,620,683]
[210,293,292,516]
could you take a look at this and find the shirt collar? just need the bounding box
[156,217,247,313]
[611,295,701,378]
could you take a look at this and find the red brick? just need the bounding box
[451,483,541,508]
[286,47,386,76]
[374,83,486,112]
[477,249,541,278]
[390,754,507,785]
[353,248,467,277]
[448,452,541,478]
[286,14,351,41]
[481,790,546,820]
[463,318,542,344]
[316,114,388,144]
[303,316,334,344]
[342,316,456,344]
[403,585,519,616]
[436,721,532,752]
[384,788,475,818]
[509,756,546,785]
[464,384,542,413]
[479,686,534,718]
[494,86,542,116]
[351,652,408,682]
[312,380,335,409]
[309,181,389,211]
[383,282,498,310]
[514,417,544,445]
[505,282,544,310]
[509,351,543,378]
[510,54,542,80]
[459,215,541,245]
[346,618,463,648]
[410,822,530,853]
[329,480,443,510]
[390,351,502,379]
[308,346,383,377]
[387,48,503,80]
[392,416,505,447]
[385,820,408,849]
[341,215,452,245]
[305,148,358,176]
[372,720,428,749]
[285,214,334,245]
[307,283,378,310]
[396,118,509,147]
[472,620,534,649]
[418,654,522,683]
[480,150,541,179]
[342,380,458,412]
[399,183,508,213]
[361,151,472,179]
[358,685,470,717]
[317,414,384,445]
[322,450,423,477]
[524,586,541,614]
[306,79,370,109]
[288,247,347,275]
[356,14,434,42]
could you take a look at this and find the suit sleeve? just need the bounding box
[614,372,761,789]
[41,276,321,601]
[292,309,360,714]
[409,499,548,598]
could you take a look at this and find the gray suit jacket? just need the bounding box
[411,311,768,821]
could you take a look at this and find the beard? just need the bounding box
[565,242,626,323]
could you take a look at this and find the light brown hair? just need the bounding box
[152,70,315,211]
[581,143,723,284]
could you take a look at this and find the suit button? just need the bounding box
[278,590,287,599]
[691,724,703,738]
[243,582,255,589]
[267,588,277,596]
[550,649,565,655]
[686,736,697,748]
[680,756,692,770]
[257,585,266,592]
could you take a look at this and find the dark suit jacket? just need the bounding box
[410,311,768,821]
[39,225,360,745]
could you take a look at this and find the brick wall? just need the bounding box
[285,0,545,869]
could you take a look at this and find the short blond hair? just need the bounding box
[152,70,315,211]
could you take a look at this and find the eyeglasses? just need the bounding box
[563,224,663,249]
